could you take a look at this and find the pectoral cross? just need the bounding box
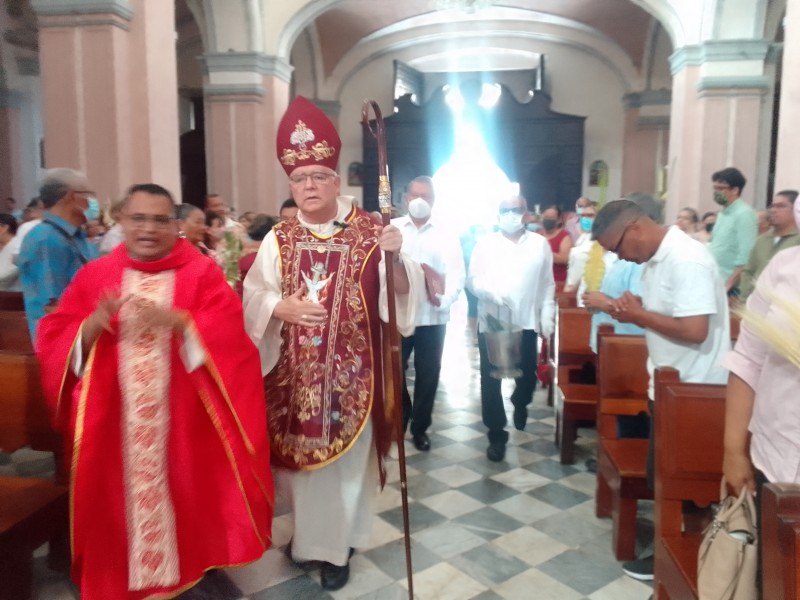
[302,261,331,304]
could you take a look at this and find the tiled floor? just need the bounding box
[18,304,653,599]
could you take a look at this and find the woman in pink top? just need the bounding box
[539,205,573,285]
[723,201,800,583]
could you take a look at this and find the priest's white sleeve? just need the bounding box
[242,231,285,375]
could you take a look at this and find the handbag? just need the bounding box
[697,478,758,600]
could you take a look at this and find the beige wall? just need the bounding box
[36,2,181,203]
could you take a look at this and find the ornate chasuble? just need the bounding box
[118,269,180,590]
[266,207,384,470]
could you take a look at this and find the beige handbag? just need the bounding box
[697,479,758,600]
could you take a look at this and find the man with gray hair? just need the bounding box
[392,175,465,452]
[17,168,100,337]
[590,198,730,581]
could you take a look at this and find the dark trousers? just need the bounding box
[478,329,538,445]
[402,324,447,436]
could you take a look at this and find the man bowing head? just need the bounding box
[36,183,274,600]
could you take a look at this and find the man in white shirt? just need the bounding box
[392,176,465,451]
[468,195,555,461]
[591,198,730,580]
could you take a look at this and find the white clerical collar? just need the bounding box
[298,196,356,237]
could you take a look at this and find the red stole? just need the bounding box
[266,207,390,470]
[36,240,273,600]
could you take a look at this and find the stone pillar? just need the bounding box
[0,90,24,202]
[775,1,800,191]
[203,53,292,215]
[621,90,670,198]
[667,41,771,221]
[32,0,181,202]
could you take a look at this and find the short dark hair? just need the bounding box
[205,210,223,227]
[177,203,202,221]
[123,183,177,216]
[248,214,278,241]
[776,189,799,205]
[702,211,717,221]
[711,167,746,193]
[542,205,562,217]
[0,213,18,235]
[280,198,297,210]
[591,199,644,240]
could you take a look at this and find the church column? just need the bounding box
[666,41,772,221]
[621,90,670,198]
[774,0,800,190]
[0,89,24,201]
[202,53,292,215]
[31,0,181,202]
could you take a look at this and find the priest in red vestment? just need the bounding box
[36,183,273,600]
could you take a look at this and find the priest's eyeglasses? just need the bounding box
[289,172,336,186]
[124,213,175,229]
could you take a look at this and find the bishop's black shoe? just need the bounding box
[412,433,431,451]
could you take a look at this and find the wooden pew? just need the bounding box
[0,310,33,353]
[762,483,800,600]
[553,306,596,464]
[0,291,24,311]
[0,352,69,600]
[545,293,579,408]
[594,327,651,560]
[653,367,726,600]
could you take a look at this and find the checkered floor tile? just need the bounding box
[17,308,653,599]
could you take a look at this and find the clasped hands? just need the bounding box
[85,291,188,341]
[581,290,644,324]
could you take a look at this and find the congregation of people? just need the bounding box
[3,94,799,600]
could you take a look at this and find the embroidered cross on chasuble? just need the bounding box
[266,207,394,470]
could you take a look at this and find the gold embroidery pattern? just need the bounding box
[279,120,337,166]
[119,270,180,590]
[267,212,380,468]
[280,142,336,166]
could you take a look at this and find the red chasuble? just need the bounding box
[36,239,273,600]
[266,206,393,471]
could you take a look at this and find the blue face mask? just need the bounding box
[83,197,101,221]
[579,216,594,233]
[526,223,542,232]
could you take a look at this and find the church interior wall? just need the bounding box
[329,35,627,208]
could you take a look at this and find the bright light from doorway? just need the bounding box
[432,121,514,234]
[443,83,502,112]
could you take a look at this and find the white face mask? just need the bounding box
[407,197,432,220]
[497,212,524,234]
